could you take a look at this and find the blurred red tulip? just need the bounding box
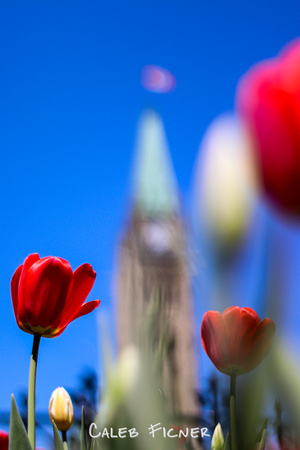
[11,253,100,338]
[0,431,8,450]
[237,39,300,219]
[201,306,275,376]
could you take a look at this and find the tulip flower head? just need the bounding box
[201,306,275,376]
[11,253,100,337]
[49,387,74,432]
[237,39,300,219]
[0,431,8,450]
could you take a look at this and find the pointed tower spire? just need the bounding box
[133,110,179,217]
[116,110,199,439]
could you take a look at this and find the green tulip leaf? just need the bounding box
[224,432,231,450]
[253,418,268,445]
[81,406,87,450]
[9,395,32,450]
[251,418,267,450]
[90,437,101,450]
[52,420,64,450]
[257,428,267,450]
[90,438,95,450]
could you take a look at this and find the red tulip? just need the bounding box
[237,39,300,219]
[0,431,8,450]
[201,306,275,376]
[11,253,100,338]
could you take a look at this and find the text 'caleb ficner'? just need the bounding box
[89,422,210,440]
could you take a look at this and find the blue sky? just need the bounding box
[1,0,300,446]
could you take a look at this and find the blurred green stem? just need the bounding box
[28,333,41,449]
[62,431,68,450]
[230,374,237,450]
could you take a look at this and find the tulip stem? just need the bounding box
[28,333,41,449]
[230,373,237,450]
[62,431,68,450]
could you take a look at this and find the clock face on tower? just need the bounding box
[141,221,172,253]
[138,220,178,265]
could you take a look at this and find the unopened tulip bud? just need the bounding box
[195,114,256,253]
[211,423,224,450]
[49,387,74,432]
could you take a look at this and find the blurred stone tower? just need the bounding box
[117,110,199,421]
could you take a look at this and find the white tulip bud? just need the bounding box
[49,387,74,432]
[211,423,224,450]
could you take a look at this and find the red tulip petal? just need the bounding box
[279,39,300,91]
[222,306,241,363]
[221,307,244,366]
[60,263,96,326]
[12,253,40,326]
[19,257,73,328]
[11,264,22,318]
[18,253,41,314]
[70,300,100,322]
[239,308,261,341]
[222,306,261,366]
[254,84,300,214]
[243,318,276,372]
[201,311,229,371]
[237,41,300,217]
[22,253,40,272]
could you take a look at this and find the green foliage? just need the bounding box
[253,418,267,446]
[90,438,101,450]
[269,341,300,438]
[252,419,267,450]
[9,395,32,450]
[52,420,64,450]
[257,428,267,450]
[224,433,231,450]
[81,407,87,450]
